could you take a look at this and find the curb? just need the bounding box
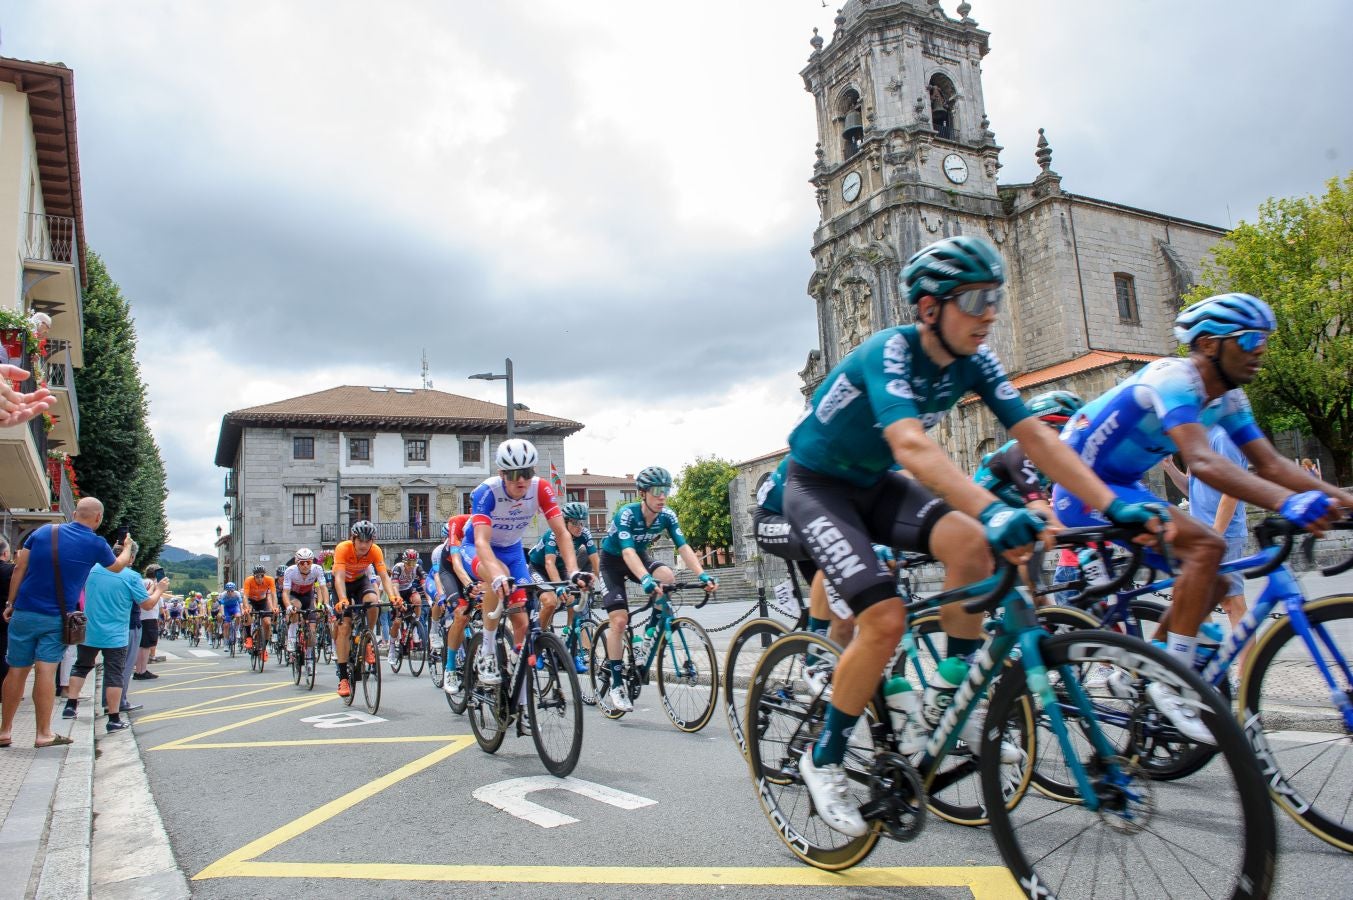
[34,681,94,900]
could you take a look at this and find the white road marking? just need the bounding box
[473,776,656,828]
[299,711,387,729]
[158,651,182,660]
[187,648,218,658]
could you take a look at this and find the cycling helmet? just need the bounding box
[275,566,285,578]
[252,565,266,576]
[441,523,450,539]
[495,438,539,470]
[403,548,418,561]
[901,235,1006,305]
[1174,293,1276,346]
[295,547,315,562]
[635,466,673,492]
[562,501,589,522]
[350,519,376,540]
[224,583,236,591]
[1027,390,1084,426]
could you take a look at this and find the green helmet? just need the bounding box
[1026,390,1084,425]
[901,235,1005,305]
[635,466,673,492]
[562,501,589,522]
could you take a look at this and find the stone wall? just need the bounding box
[729,452,790,587]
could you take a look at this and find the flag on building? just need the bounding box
[551,462,565,498]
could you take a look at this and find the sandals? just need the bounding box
[34,735,74,749]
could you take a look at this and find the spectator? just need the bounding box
[63,540,165,732]
[1300,457,1322,481]
[133,576,164,680]
[0,498,131,748]
[110,569,156,715]
[0,537,12,686]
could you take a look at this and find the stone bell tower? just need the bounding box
[799,0,1008,397]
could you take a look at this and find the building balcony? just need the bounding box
[0,384,52,510]
[22,213,83,366]
[224,470,237,496]
[42,342,79,453]
[320,520,439,545]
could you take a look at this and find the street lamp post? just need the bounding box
[469,357,514,437]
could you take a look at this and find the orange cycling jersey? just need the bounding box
[243,575,275,602]
[332,540,387,581]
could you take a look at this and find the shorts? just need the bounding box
[1051,481,1174,572]
[435,569,463,605]
[598,549,668,613]
[5,609,65,667]
[463,543,533,607]
[139,619,160,648]
[71,644,127,684]
[248,600,273,617]
[1220,533,1248,597]
[783,461,952,617]
[752,506,819,585]
[289,591,316,611]
[342,576,378,601]
[398,586,424,603]
[169,610,183,620]
[221,606,240,620]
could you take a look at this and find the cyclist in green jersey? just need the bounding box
[784,235,1169,837]
[596,466,717,713]
[528,501,600,638]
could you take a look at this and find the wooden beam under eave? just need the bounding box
[27,105,62,120]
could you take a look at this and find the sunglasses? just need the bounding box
[1230,330,1269,352]
[944,285,1005,316]
[646,485,671,498]
[503,467,535,482]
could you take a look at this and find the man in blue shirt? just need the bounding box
[1,498,132,748]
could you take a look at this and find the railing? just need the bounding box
[320,521,436,544]
[42,345,79,438]
[49,460,75,520]
[224,471,237,496]
[22,213,77,265]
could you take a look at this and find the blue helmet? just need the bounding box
[1174,293,1276,347]
[224,582,237,591]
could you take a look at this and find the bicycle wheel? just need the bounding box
[725,618,790,761]
[529,633,584,776]
[359,633,382,714]
[407,621,428,677]
[746,632,882,870]
[427,624,445,687]
[465,632,507,753]
[589,623,635,720]
[229,627,237,658]
[389,629,405,674]
[341,637,358,708]
[983,629,1276,900]
[292,637,304,685]
[1238,593,1353,851]
[656,617,718,733]
[575,620,599,706]
[445,643,470,715]
[304,641,316,691]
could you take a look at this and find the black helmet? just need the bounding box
[350,520,376,540]
[252,565,266,576]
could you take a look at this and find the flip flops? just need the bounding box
[34,735,74,749]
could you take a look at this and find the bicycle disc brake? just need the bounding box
[1093,755,1156,834]
[859,751,927,842]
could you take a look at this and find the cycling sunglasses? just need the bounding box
[1230,330,1269,352]
[503,467,535,482]
[941,284,1005,316]
[645,485,671,498]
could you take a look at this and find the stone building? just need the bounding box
[730,0,1234,573]
[562,470,638,533]
[214,385,582,584]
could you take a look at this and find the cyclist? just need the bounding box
[388,549,427,668]
[241,566,279,659]
[464,439,592,688]
[596,466,718,714]
[330,520,402,698]
[1051,292,1353,735]
[528,501,600,641]
[217,583,243,646]
[281,548,329,663]
[166,595,184,638]
[437,515,484,695]
[783,234,1168,837]
[185,592,202,640]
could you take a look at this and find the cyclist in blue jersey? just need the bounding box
[784,235,1169,837]
[1052,293,1352,737]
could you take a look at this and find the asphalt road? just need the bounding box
[114,569,1353,900]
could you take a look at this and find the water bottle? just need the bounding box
[884,676,928,754]
[632,625,657,657]
[1195,622,1223,667]
[922,657,968,726]
[1077,547,1111,588]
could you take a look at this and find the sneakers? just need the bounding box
[476,653,502,686]
[1146,681,1216,745]
[607,685,633,713]
[151,655,167,663]
[132,671,158,681]
[62,702,77,720]
[105,719,130,732]
[798,749,868,837]
[798,661,833,701]
[573,654,587,675]
[337,678,352,698]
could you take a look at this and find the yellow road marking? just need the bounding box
[149,695,334,750]
[137,684,290,722]
[138,696,315,723]
[161,735,467,750]
[138,671,236,692]
[134,682,292,694]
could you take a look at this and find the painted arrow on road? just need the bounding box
[472,776,656,828]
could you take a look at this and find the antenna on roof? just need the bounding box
[421,349,433,390]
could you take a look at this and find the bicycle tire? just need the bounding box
[589,622,636,719]
[466,632,507,753]
[746,631,882,870]
[428,625,445,688]
[389,633,405,674]
[292,639,303,685]
[725,618,790,761]
[359,633,382,714]
[445,645,469,715]
[656,617,718,733]
[574,620,599,706]
[982,628,1276,900]
[341,636,358,708]
[408,621,428,677]
[305,642,316,691]
[1237,593,1353,851]
[529,632,584,776]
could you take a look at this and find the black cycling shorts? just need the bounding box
[336,577,377,616]
[289,590,316,611]
[598,550,667,613]
[435,569,462,605]
[752,506,819,585]
[248,599,273,616]
[783,461,952,617]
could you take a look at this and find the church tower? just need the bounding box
[799,0,1007,395]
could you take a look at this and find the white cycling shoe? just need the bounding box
[798,749,868,837]
[606,685,633,713]
[1146,681,1216,745]
[475,653,501,686]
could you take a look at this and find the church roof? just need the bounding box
[961,350,1161,406]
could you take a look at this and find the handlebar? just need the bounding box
[957,563,1020,615]
[1032,525,1150,606]
[1298,519,1353,577]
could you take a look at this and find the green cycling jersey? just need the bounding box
[599,502,688,557]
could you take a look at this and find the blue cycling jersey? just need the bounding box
[1061,357,1263,484]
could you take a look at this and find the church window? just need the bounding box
[839,89,863,160]
[928,74,956,139]
[1114,273,1139,324]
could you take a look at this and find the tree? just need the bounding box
[669,456,739,556]
[121,427,169,568]
[1186,173,1353,484]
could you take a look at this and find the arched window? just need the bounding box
[928,74,956,139]
[839,88,863,159]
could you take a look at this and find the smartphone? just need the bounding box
[114,524,129,544]
[153,567,167,582]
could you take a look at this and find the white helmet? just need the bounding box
[295,548,315,562]
[495,438,539,470]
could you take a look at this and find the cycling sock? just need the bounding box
[287,623,298,641]
[337,663,349,679]
[608,659,623,688]
[1166,632,1198,669]
[806,616,830,637]
[946,636,983,659]
[481,626,497,656]
[812,703,860,767]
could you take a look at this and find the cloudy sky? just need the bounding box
[6,1,1350,554]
